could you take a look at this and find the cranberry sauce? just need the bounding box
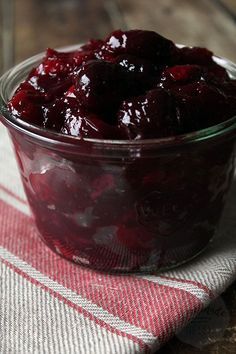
[11,129,235,271]
[6,30,236,272]
[8,30,236,139]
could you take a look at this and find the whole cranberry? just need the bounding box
[24,49,75,97]
[118,88,176,139]
[61,107,119,139]
[100,29,175,63]
[174,82,228,132]
[44,94,117,138]
[74,60,132,113]
[30,49,74,84]
[174,46,214,65]
[115,54,158,88]
[44,97,72,132]
[8,89,47,126]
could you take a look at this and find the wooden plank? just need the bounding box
[220,0,236,17]
[0,0,14,73]
[14,0,123,63]
[118,0,236,61]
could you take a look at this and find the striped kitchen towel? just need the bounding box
[0,124,236,354]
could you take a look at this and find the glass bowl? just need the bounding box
[0,46,236,273]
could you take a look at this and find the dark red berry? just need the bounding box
[174,46,214,65]
[60,107,114,139]
[115,54,157,74]
[8,89,47,126]
[74,60,131,114]
[100,29,175,63]
[118,88,176,139]
[115,54,158,87]
[174,82,228,132]
[32,48,74,80]
[44,97,74,132]
[25,48,75,97]
[61,112,103,138]
[204,63,230,84]
[44,95,108,138]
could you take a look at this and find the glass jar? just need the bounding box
[0,48,236,272]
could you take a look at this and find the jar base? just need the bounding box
[37,228,215,274]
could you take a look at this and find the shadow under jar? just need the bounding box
[0,49,236,273]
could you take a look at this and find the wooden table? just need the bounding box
[1,0,236,352]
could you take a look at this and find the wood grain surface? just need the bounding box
[118,0,236,61]
[7,0,236,65]
[0,0,236,352]
[216,0,236,18]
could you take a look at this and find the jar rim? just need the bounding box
[1,44,236,151]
